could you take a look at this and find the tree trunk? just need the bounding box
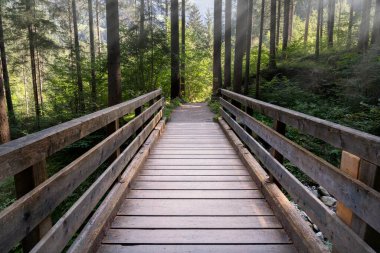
[320,2,324,42]
[36,47,43,113]
[337,0,342,44]
[88,0,97,110]
[233,0,248,93]
[347,0,354,48]
[22,62,29,116]
[282,0,290,51]
[316,0,322,58]
[213,0,222,96]
[96,0,102,55]
[170,0,180,99]
[181,0,186,97]
[139,0,145,46]
[72,0,85,112]
[244,0,253,95]
[224,0,232,89]
[327,0,335,47]
[0,76,10,143]
[371,0,380,45]
[256,0,265,99]
[106,0,122,106]
[276,0,281,51]
[0,5,14,120]
[358,0,371,52]
[269,0,277,70]
[288,0,294,42]
[304,0,311,45]
[26,0,41,128]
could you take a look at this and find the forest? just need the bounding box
[0,0,380,251]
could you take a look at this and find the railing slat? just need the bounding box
[0,90,162,181]
[221,89,380,167]
[221,98,380,235]
[0,98,163,252]
[30,110,163,253]
[220,108,375,253]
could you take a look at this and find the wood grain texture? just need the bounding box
[131,181,258,190]
[102,229,291,244]
[117,199,273,216]
[221,109,375,253]
[221,98,380,235]
[0,90,161,181]
[135,175,252,182]
[139,169,250,175]
[144,159,243,166]
[97,245,297,253]
[112,216,281,228]
[221,89,380,167]
[126,189,263,199]
[142,165,247,170]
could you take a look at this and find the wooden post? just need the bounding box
[135,106,143,135]
[14,160,52,252]
[269,120,286,183]
[336,151,380,252]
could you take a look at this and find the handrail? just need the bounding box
[221,89,380,167]
[220,89,379,253]
[0,90,163,252]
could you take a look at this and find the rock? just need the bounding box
[311,189,319,198]
[316,231,324,241]
[321,196,336,207]
[318,186,330,196]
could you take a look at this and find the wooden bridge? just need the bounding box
[0,89,379,253]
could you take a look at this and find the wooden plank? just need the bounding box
[132,181,258,190]
[221,98,380,234]
[219,118,329,253]
[158,139,230,144]
[221,110,375,253]
[111,216,281,229]
[0,90,162,181]
[144,159,243,166]
[102,229,291,244]
[67,120,166,253]
[154,144,233,148]
[135,175,252,182]
[126,189,263,199]
[336,151,360,226]
[142,165,247,170]
[117,199,273,215]
[221,89,380,167]
[148,154,239,159]
[30,113,162,253]
[140,169,250,176]
[97,245,297,253]
[0,102,163,253]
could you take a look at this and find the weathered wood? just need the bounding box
[102,229,292,244]
[158,139,230,144]
[221,109,375,253]
[142,165,247,170]
[155,144,233,148]
[67,120,166,253]
[144,158,243,166]
[117,199,273,216]
[221,98,380,234]
[131,181,258,190]
[336,151,360,226]
[149,154,239,159]
[0,90,161,181]
[112,216,280,229]
[0,100,163,252]
[135,175,252,181]
[221,89,380,167]
[14,160,52,252]
[97,245,297,253]
[219,118,329,253]
[30,111,163,253]
[126,189,262,199]
[140,169,250,176]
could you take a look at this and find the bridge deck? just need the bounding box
[97,104,297,253]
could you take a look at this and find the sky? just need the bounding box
[191,0,214,17]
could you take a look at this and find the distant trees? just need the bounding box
[88,0,97,110]
[106,0,121,106]
[181,0,186,97]
[359,0,371,52]
[213,0,222,96]
[233,0,247,93]
[282,0,290,52]
[269,0,277,70]
[327,0,335,47]
[304,0,311,45]
[372,0,380,45]
[256,0,265,99]
[170,0,180,99]
[224,0,232,89]
[244,0,253,94]
[316,0,322,58]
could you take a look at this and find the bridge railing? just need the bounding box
[220,89,380,253]
[0,90,163,252]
